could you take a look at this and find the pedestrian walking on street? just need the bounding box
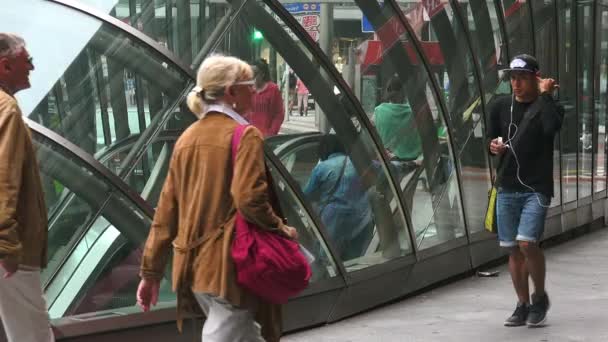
[136,54,297,341]
[247,59,285,137]
[296,77,309,116]
[0,33,54,342]
[488,54,563,327]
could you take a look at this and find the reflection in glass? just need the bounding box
[97,134,177,206]
[459,0,508,103]
[248,59,286,137]
[31,134,165,318]
[303,135,374,262]
[82,0,232,64]
[531,0,561,206]
[499,0,534,56]
[578,3,593,199]
[36,142,102,285]
[595,9,608,194]
[558,0,577,203]
[3,0,189,168]
[222,0,414,270]
[401,1,491,235]
[283,0,467,250]
[46,195,162,318]
[268,167,338,281]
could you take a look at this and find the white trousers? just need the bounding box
[194,293,265,342]
[0,267,54,342]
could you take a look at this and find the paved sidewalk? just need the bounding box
[284,228,608,342]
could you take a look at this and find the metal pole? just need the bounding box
[176,0,193,63]
[317,3,333,133]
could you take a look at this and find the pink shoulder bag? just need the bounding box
[230,125,312,304]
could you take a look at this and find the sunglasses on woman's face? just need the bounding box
[233,79,255,86]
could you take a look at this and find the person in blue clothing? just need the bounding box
[303,134,374,261]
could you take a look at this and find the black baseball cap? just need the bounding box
[501,54,539,74]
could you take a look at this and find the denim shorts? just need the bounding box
[496,189,550,247]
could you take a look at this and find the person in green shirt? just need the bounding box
[373,76,422,162]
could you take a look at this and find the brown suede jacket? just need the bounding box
[140,113,289,341]
[0,89,48,268]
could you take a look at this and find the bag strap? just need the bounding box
[495,95,544,182]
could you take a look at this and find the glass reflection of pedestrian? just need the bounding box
[373,75,422,163]
[303,135,373,261]
[248,59,284,137]
[288,68,296,115]
[296,77,309,116]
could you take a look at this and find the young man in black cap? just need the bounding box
[488,54,563,327]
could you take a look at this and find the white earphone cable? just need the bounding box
[505,94,550,208]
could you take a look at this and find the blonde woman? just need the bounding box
[136,54,297,341]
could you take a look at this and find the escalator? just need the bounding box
[29,124,172,319]
[29,125,346,340]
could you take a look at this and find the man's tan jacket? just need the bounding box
[0,89,48,268]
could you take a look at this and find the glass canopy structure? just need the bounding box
[2,0,608,340]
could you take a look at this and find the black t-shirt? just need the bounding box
[487,94,564,197]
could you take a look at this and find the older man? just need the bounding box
[0,33,53,341]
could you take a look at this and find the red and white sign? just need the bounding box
[422,0,446,18]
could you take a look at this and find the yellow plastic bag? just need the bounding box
[484,186,498,233]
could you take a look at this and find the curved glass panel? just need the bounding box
[531,1,558,78]
[81,0,232,65]
[531,0,561,207]
[46,195,170,318]
[32,132,165,318]
[267,165,339,282]
[278,1,465,251]
[397,1,490,235]
[558,0,577,203]
[36,143,103,286]
[499,0,534,56]
[97,134,178,206]
[595,6,608,195]
[218,0,412,270]
[578,2,594,199]
[3,0,189,160]
[458,0,509,102]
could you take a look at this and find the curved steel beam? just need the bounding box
[117,85,194,179]
[448,0,493,244]
[527,0,536,56]
[494,0,511,61]
[263,147,349,285]
[26,118,155,218]
[263,0,415,263]
[385,0,468,251]
[46,0,195,79]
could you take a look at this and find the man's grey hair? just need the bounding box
[0,33,25,58]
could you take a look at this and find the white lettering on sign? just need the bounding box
[422,0,445,18]
[273,3,321,42]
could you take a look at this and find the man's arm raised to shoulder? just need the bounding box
[537,77,563,135]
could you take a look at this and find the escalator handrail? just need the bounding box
[94,130,183,163]
[26,118,155,219]
[272,133,324,159]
